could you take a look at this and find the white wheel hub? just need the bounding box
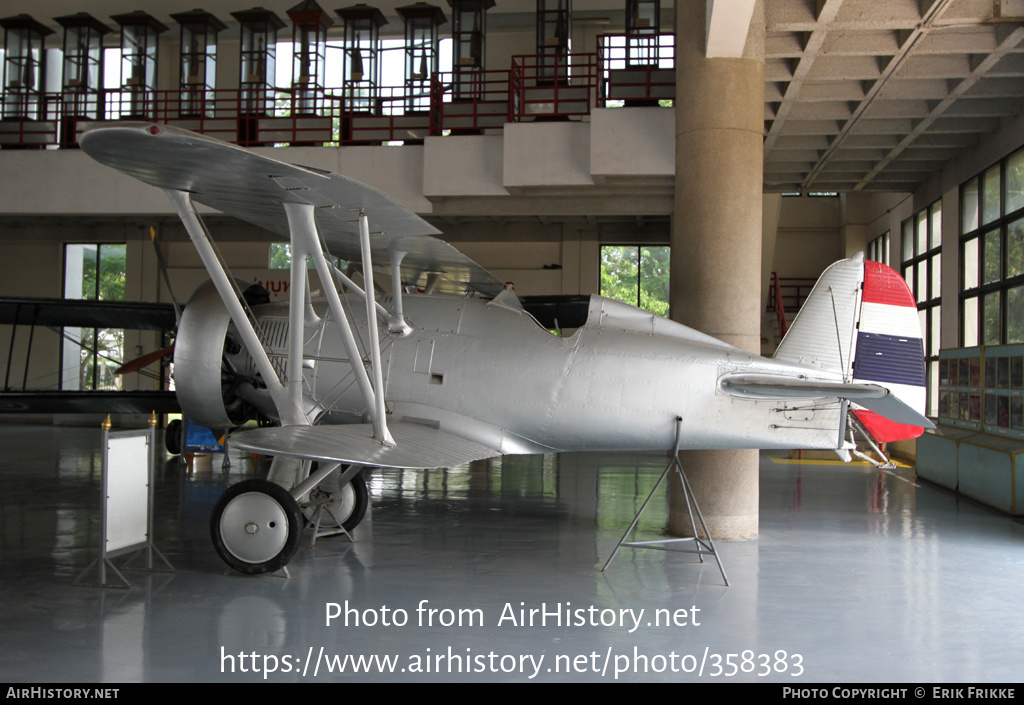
[220,491,290,564]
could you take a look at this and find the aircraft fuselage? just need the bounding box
[233,293,845,455]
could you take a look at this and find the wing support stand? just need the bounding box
[601,417,729,586]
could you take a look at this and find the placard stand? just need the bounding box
[75,414,174,589]
[601,417,729,585]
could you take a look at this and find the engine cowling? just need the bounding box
[173,279,269,430]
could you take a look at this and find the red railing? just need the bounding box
[767,272,817,336]
[431,69,512,134]
[509,53,599,122]
[0,34,684,150]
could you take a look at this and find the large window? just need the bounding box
[867,231,890,266]
[599,245,669,316]
[960,146,1024,347]
[62,243,126,390]
[902,202,941,416]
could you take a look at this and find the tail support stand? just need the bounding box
[601,417,729,586]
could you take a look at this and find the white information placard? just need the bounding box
[105,433,150,554]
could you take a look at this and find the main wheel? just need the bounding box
[211,479,301,574]
[164,419,183,455]
[305,471,369,533]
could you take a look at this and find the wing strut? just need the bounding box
[285,203,394,446]
[388,250,413,336]
[357,210,394,446]
[330,265,390,320]
[165,189,305,427]
[325,249,411,337]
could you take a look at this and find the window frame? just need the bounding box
[901,202,942,417]
[867,231,889,266]
[60,242,127,391]
[598,244,670,316]
[959,145,1024,348]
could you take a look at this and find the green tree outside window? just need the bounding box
[600,245,669,316]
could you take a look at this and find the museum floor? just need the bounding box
[1,424,1021,683]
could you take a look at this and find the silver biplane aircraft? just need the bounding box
[81,124,933,574]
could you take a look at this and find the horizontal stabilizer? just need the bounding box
[719,373,934,429]
[229,420,502,469]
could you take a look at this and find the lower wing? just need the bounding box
[229,420,502,469]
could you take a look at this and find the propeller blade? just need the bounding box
[116,344,175,375]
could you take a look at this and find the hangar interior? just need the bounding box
[1,0,1024,683]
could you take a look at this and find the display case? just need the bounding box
[1,14,53,121]
[625,0,659,67]
[536,0,570,85]
[335,4,387,113]
[397,2,446,113]
[287,0,333,115]
[938,345,1024,439]
[232,6,285,118]
[448,0,494,100]
[171,10,226,118]
[111,11,168,120]
[56,13,110,122]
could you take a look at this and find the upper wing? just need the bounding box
[79,123,504,298]
[228,421,502,469]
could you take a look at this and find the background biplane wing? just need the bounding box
[0,297,175,330]
[0,296,178,414]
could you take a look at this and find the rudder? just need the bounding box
[851,260,926,441]
[774,254,927,442]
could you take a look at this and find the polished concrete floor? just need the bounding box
[1,424,1022,683]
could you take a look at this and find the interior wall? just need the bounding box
[770,194,843,280]
[0,243,65,395]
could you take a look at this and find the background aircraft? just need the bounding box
[81,124,931,575]
[0,296,178,414]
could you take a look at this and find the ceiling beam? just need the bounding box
[799,0,960,190]
[762,0,848,152]
[853,24,1024,190]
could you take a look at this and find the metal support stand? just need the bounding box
[848,413,897,469]
[303,463,361,547]
[306,502,354,545]
[602,418,729,586]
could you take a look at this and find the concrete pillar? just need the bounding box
[669,0,765,540]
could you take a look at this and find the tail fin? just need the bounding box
[774,253,927,441]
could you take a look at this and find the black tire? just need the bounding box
[339,473,369,532]
[306,470,369,533]
[211,479,301,574]
[164,419,182,455]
